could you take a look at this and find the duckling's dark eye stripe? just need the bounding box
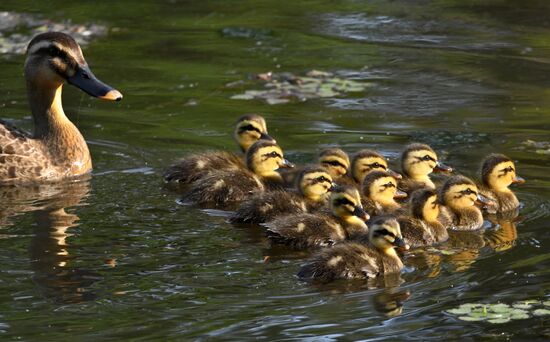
[263,151,282,159]
[382,182,396,189]
[373,228,396,238]
[322,160,346,168]
[498,166,514,176]
[334,197,355,207]
[239,124,261,134]
[310,176,330,184]
[369,162,386,169]
[460,188,477,196]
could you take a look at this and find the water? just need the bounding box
[1,0,549,339]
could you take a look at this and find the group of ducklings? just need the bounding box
[164,114,525,283]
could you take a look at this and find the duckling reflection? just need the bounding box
[0,179,98,303]
[372,288,411,317]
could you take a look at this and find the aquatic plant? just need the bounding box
[445,300,550,324]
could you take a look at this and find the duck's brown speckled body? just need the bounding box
[0,32,122,184]
[230,166,332,224]
[297,216,408,282]
[163,114,274,184]
[263,185,369,249]
[439,176,489,231]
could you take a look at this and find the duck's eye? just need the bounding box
[239,124,260,133]
[370,162,386,169]
[316,176,328,183]
[269,151,281,158]
[383,182,396,189]
[461,188,476,196]
[500,166,514,174]
[324,160,344,167]
[422,155,434,161]
[333,197,355,207]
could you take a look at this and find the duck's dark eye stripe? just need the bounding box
[322,160,345,168]
[239,124,261,134]
[373,228,396,238]
[334,197,355,207]
[383,182,395,188]
[370,162,386,169]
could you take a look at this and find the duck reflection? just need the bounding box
[0,178,99,303]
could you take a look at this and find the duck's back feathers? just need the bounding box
[230,190,308,224]
[163,151,243,184]
[264,213,347,249]
[479,186,520,214]
[184,168,263,208]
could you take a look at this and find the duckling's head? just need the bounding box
[319,148,350,179]
[410,189,439,222]
[297,166,334,201]
[233,114,275,152]
[481,154,525,192]
[329,185,369,222]
[401,143,451,179]
[25,32,122,101]
[352,150,401,183]
[362,171,407,206]
[369,215,409,252]
[440,176,487,210]
[246,140,293,177]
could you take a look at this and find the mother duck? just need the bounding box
[0,32,122,184]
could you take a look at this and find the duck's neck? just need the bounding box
[410,174,435,188]
[27,82,91,174]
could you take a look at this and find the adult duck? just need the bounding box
[0,32,122,184]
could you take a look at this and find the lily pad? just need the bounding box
[446,307,472,315]
[491,304,511,313]
[458,315,486,322]
[488,317,511,324]
[543,301,550,307]
[533,309,550,316]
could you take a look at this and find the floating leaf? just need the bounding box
[513,301,538,309]
[491,304,510,313]
[543,301,550,307]
[446,307,472,315]
[458,316,486,322]
[510,312,530,320]
[488,317,511,324]
[533,309,550,316]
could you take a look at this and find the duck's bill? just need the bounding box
[475,193,494,207]
[260,132,276,143]
[393,237,410,251]
[352,206,370,221]
[512,175,525,184]
[434,161,452,173]
[67,65,123,101]
[393,189,408,199]
[277,159,295,169]
[328,182,337,192]
[387,168,403,179]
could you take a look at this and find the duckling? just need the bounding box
[0,32,122,184]
[479,153,524,214]
[340,149,401,187]
[398,143,452,194]
[230,165,334,224]
[263,185,369,249]
[439,176,491,231]
[361,171,407,216]
[184,140,292,208]
[399,189,448,248]
[279,148,350,186]
[163,114,275,184]
[297,215,409,282]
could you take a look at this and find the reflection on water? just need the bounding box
[0,180,98,303]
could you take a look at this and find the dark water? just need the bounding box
[1,0,549,339]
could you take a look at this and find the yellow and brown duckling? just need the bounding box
[280,148,350,186]
[0,32,122,184]
[399,189,448,248]
[479,154,524,214]
[163,114,275,184]
[361,171,407,216]
[263,185,369,249]
[230,165,334,224]
[297,215,408,282]
[340,149,401,187]
[439,175,492,231]
[399,143,452,194]
[184,140,293,208]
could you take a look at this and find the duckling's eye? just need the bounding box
[324,160,345,168]
[500,166,514,174]
[422,155,434,162]
[373,228,396,238]
[370,162,386,169]
[383,182,395,189]
[239,124,260,134]
[334,197,355,207]
[316,176,329,183]
[461,188,477,196]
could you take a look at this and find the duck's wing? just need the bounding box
[0,121,49,183]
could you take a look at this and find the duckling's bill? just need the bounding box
[67,64,123,101]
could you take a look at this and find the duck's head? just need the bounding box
[369,215,409,252]
[233,114,275,152]
[440,176,490,210]
[25,32,122,101]
[351,150,401,183]
[410,189,439,222]
[297,166,334,201]
[329,185,369,222]
[319,148,350,179]
[401,143,451,179]
[362,171,407,206]
[246,140,293,177]
[481,154,525,192]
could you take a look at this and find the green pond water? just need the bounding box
[1,0,550,339]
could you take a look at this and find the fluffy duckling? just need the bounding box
[184,141,292,208]
[297,215,409,282]
[399,143,452,194]
[340,149,401,186]
[230,165,334,224]
[263,185,369,249]
[439,176,491,231]
[399,189,448,247]
[479,154,524,214]
[163,114,275,184]
[1,32,122,184]
[361,171,407,216]
[280,148,350,186]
